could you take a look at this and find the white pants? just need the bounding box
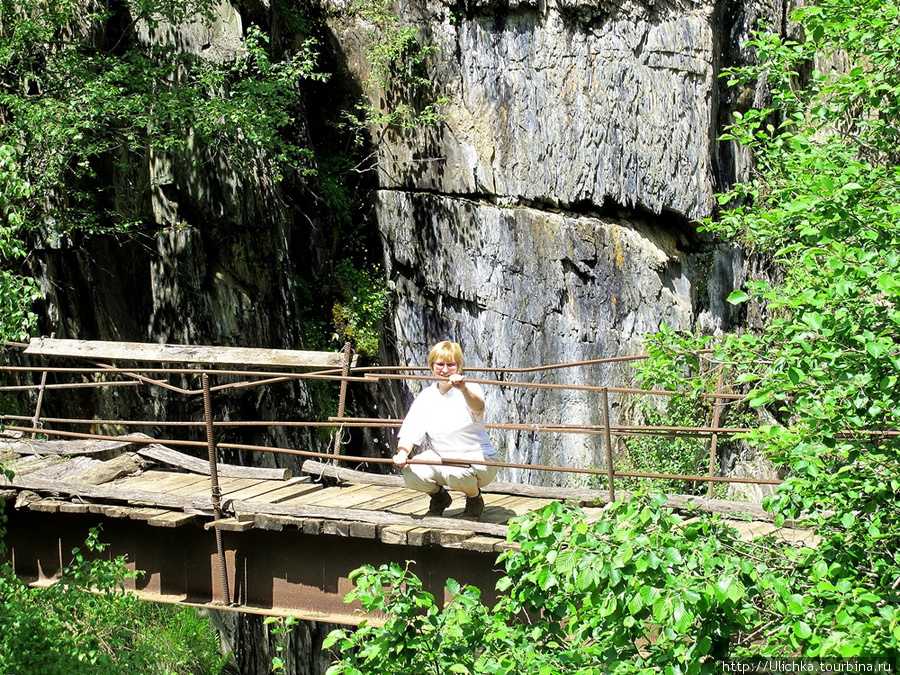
[402,449,499,494]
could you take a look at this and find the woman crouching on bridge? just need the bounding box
[392,340,499,521]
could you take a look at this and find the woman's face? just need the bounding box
[432,357,459,377]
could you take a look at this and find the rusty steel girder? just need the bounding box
[1,508,505,625]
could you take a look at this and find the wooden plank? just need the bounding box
[380,525,414,545]
[138,444,292,481]
[302,460,405,488]
[0,437,136,459]
[387,494,435,516]
[456,536,504,553]
[147,512,199,528]
[302,519,323,535]
[207,517,255,532]
[349,521,379,539]
[327,484,396,509]
[231,481,323,505]
[406,527,436,547]
[215,477,270,498]
[323,520,354,537]
[436,529,477,546]
[89,504,134,519]
[28,499,62,513]
[215,479,285,502]
[483,496,550,521]
[68,453,151,485]
[4,455,66,477]
[116,471,211,495]
[58,502,92,514]
[25,337,358,369]
[126,507,171,521]
[27,456,99,481]
[9,475,215,513]
[344,487,423,512]
[228,498,508,538]
[291,484,385,510]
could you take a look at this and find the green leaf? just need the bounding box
[727,290,750,305]
[792,621,813,639]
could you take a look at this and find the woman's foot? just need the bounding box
[425,486,452,517]
[459,491,484,521]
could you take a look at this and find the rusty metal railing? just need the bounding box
[0,341,775,498]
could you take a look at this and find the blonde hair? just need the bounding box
[427,341,465,372]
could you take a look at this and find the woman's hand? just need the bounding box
[448,373,467,388]
[393,447,410,467]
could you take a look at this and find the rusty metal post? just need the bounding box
[30,333,54,438]
[706,370,725,498]
[202,372,230,605]
[602,387,615,501]
[332,342,352,466]
[30,369,48,438]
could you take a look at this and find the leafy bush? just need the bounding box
[323,497,824,674]
[0,525,226,675]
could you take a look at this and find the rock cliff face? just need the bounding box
[324,0,779,483]
[15,0,785,482]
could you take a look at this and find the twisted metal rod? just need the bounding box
[0,424,782,486]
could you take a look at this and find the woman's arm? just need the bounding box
[393,439,414,467]
[449,374,484,414]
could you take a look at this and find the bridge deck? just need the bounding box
[0,434,813,623]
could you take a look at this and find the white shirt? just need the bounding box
[397,382,497,459]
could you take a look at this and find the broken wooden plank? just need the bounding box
[4,455,66,477]
[25,337,358,369]
[455,536,504,553]
[0,436,138,460]
[67,452,151,485]
[8,474,215,513]
[24,456,98,481]
[138,444,292,481]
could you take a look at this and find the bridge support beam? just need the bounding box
[1,508,504,625]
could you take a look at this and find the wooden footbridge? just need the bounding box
[0,339,802,625]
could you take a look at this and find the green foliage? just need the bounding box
[637,0,900,658]
[0,0,326,236]
[0,526,226,674]
[618,396,712,496]
[264,615,299,672]
[344,0,450,137]
[324,497,833,674]
[0,144,39,340]
[331,259,390,357]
